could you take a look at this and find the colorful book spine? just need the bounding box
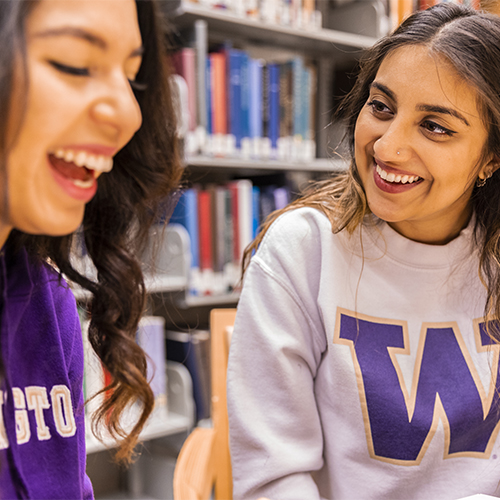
[228,49,243,148]
[198,190,213,272]
[262,63,270,145]
[194,20,208,132]
[170,189,199,271]
[240,51,251,152]
[249,58,263,149]
[269,63,280,151]
[252,186,261,239]
[206,57,213,136]
[211,52,228,136]
[292,56,304,140]
[137,316,167,409]
[172,48,197,132]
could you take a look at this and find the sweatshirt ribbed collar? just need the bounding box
[363,216,476,270]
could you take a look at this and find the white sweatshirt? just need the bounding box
[227,207,500,500]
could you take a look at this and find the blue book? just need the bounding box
[206,57,212,136]
[166,329,211,421]
[170,189,199,269]
[249,58,263,140]
[252,186,260,239]
[292,56,304,139]
[240,51,250,142]
[228,49,242,148]
[302,65,311,142]
[269,63,280,150]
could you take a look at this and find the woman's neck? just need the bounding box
[0,222,12,249]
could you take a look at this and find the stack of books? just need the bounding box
[170,180,292,297]
[171,44,317,162]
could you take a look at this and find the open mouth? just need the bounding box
[375,164,422,185]
[48,154,95,189]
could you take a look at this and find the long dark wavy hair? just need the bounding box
[0,0,182,462]
[245,3,500,337]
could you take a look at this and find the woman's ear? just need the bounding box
[479,157,500,182]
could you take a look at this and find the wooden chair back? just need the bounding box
[173,308,237,500]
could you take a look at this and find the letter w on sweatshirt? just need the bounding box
[334,308,500,465]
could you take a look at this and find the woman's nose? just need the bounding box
[373,117,411,162]
[90,73,142,142]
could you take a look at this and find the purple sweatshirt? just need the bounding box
[0,244,93,499]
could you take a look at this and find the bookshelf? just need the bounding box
[186,154,347,172]
[86,363,194,455]
[86,1,382,498]
[171,1,377,54]
[164,0,383,308]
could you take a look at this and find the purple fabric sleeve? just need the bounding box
[0,246,94,499]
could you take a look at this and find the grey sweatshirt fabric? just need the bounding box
[228,207,500,500]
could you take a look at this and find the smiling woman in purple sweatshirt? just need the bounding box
[0,0,181,498]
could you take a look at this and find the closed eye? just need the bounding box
[48,60,89,76]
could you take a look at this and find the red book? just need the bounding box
[419,0,434,9]
[210,52,228,135]
[198,190,213,271]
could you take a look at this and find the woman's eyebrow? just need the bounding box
[370,81,396,102]
[32,26,108,50]
[370,81,470,127]
[32,26,144,57]
[415,103,470,127]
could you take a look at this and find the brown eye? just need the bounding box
[422,120,455,137]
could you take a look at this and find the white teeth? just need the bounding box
[72,178,94,189]
[52,148,113,173]
[74,151,87,167]
[376,164,420,184]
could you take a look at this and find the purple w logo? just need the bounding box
[334,309,500,465]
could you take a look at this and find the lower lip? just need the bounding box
[48,156,97,202]
[373,165,423,194]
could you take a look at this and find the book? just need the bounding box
[170,189,200,271]
[210,52,228,138]
[194,20,208,133]
[228,182,240,264]
[166,330,211,421]
[252,185,261,239]
[137,316,167,410]
[279,60,293,159]
[249,58,264,157]
[292,56,304,141]
[228,49,243,149]
[273,185,290,210]
[170,189,201,294]
[262,63,271,157]
[269,63,280,152]
[206,57,213,137]
[233,179,254,261]
[260,185,277,223]
[172,48,197,133]
[198,189,213,275]
[240,51,251,156]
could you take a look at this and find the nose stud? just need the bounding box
[397,151,400,155]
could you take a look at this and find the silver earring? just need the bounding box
[397,151,400,155]
[476,176,487,188]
